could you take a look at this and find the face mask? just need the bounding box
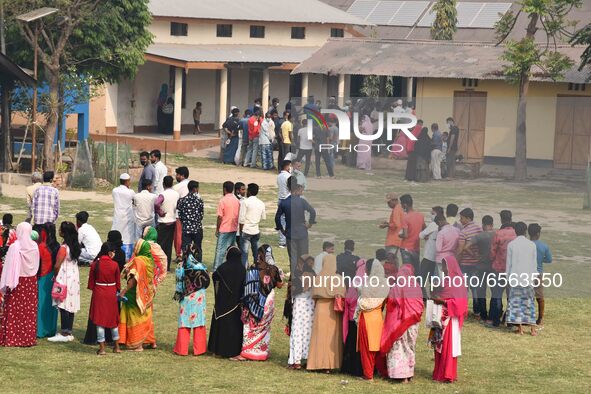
[431,213,436,221]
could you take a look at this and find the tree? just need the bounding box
[431,0,458,40]
[571,22,591,73]
[495,0,581,181]
[5,0,152,170]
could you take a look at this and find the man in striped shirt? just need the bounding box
[30,171,60,225]
[456,208,483,317]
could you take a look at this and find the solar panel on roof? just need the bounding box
[470,3,511,28]
[347,0,380,21]
[416,2,511,29]
[456,2,483,27]
[389,1,430,26]
[367,1,403,25]
[416,3,436,27]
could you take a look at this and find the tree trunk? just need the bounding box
[43,67,60,171]
[585,161,591,209]
[513,13,539,181]
[514,74,529,181]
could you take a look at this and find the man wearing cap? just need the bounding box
[112,173,136,259]
[379,192,406,258]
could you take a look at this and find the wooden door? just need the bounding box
[453,91,487,162]
[554,95,591,169]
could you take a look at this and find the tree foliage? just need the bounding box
[431,0,458,40]
[494,0,581,181]
[570,22,591,74]
[4,0,153,170]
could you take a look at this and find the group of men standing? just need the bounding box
[111,150,203,270]
[382,195,552,333]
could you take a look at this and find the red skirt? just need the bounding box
[0,276,38,347]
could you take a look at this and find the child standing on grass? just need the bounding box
[88,242,121,355]
[193,102,202,135]
[528,223,552,327]
[49,222,81,343]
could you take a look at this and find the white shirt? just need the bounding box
[133,190,157,226]
[158,188,180,224]
[313,251,329,275]
[77,223,102,258]
[277,171,291,200]
[111,185,136,244]
[419,220,439,262]
[506,235,538,287]
[153,161,168,194]
[173,179,190,199]
[239,196,266,235]
[298,127,313,150]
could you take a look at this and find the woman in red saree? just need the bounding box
[380,263,424,382]
[0,222,40,347]
[431,256,468,383]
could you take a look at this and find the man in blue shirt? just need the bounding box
[275,176,316,272]
[238,109,252,166]
[528,223,552,326]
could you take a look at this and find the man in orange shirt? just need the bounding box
[380,193,406,260]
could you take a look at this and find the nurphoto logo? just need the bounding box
[304,107,418,153]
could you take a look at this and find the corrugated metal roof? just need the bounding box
[149,0,369,25]
[292,38,590,83]
[0,52,35,85]
[322,0,591,43]
[147,43,320,64]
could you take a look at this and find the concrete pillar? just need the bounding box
[173,67,183,141]
[407,77,414,101]
[338,74,346,107]
[262,68,270,114]
[218,67,228,129]
[301,73,309,102]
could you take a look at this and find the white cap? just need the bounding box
[119,173,131,181]
[284,152,296,161]
[396,99,403,105]
[230,105,237,112]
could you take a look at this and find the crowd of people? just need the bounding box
[0,152,553,385]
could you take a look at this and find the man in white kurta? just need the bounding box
[112,173,136,260]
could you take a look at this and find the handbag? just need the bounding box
[52,253,69,302]
[333,296,345,312]
[425,299,443,328]
[51,278,67,302]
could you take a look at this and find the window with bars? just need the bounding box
[330,28,344,38]
[250,25,265,38]
[170,22,188,36]
[568,83,586,91]
[291,26,306,39]
[462,78,479,88]
[216,24,233,37]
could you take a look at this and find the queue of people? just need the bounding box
[0,155,552,387]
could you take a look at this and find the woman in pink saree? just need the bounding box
[431,256,468,383]
[356,115,373,172]
[341,258,366,377]
[380,263,424,382]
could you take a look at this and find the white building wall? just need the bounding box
[229,68,250,113]
[105,83,118,128]
[308,74,327,102]
[132,62,169,126]
[151,19,350,46]
[269,71,290,110]
[183,69,217,125]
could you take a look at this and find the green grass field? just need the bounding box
[1,158,590,393]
